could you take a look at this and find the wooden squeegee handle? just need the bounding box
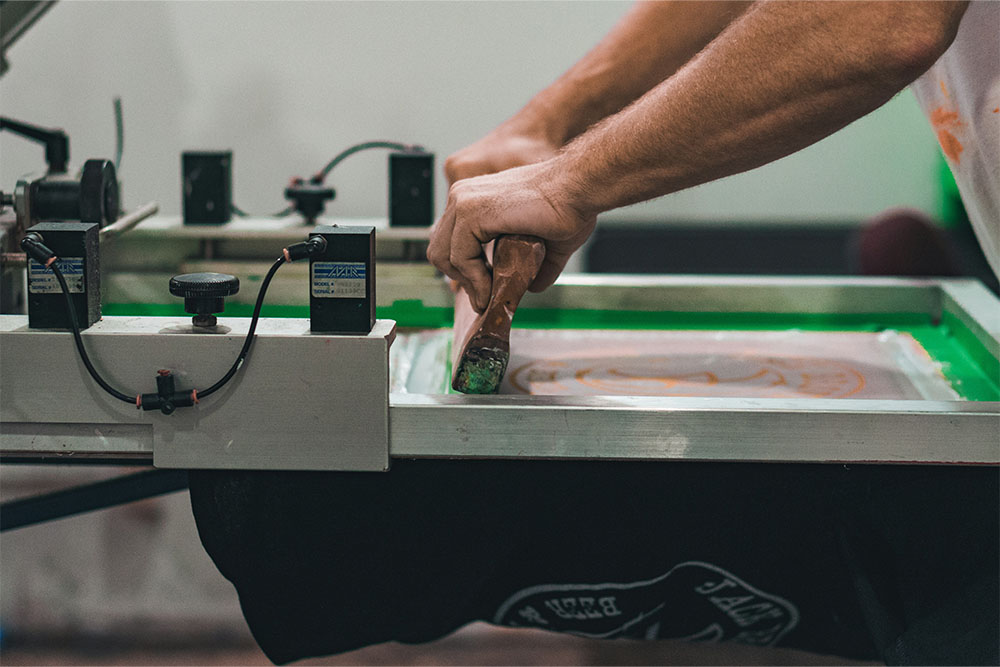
[451,234,546,393]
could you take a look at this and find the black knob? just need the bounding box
[33,158,119,225]
[284,179,335,224]
[169,272,240,327]
[79,159,119,225]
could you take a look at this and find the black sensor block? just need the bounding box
[389,151,434,227]
[182,151,232,224]
[26,222,101,329]
[309,225,375,334]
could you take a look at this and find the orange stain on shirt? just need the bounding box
[994,107,999,113]
[931,107,960,125]
[937,130,964,163]
[939,80,949,97]
[930,106,964,163]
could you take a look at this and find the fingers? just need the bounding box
[450,225,493,312]
[427,201,470,292]
[428,191,493,312]
[430,160,595,309]
[528,251,572,293]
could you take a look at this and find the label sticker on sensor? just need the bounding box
[28,258,85,294]
[312,262,366,298]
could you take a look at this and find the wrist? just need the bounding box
[502,96,574,148]
[529,153,603,222]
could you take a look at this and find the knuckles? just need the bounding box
[444,154,483,186]
[448,179,472,199]
[448,249,471,269]
[426,243,447,269]
[443,155,462,184]
[448,183,481,218]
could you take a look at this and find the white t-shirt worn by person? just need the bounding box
[910,0,1000,280]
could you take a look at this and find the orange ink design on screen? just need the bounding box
[509,355,867,399]
[498,330,955,401]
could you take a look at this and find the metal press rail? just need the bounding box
[2,276,998,468]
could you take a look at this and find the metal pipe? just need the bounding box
[1,252,26,268]
[100,201,158,241]
[1,200,157,269]
[0,469,189,532]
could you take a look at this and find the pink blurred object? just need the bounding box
[855,207,960,277]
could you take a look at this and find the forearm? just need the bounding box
[508,0,753,146]
[546,0,968,214]
[426,0,969,308]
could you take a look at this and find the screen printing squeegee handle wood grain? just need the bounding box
[452,235,546,394]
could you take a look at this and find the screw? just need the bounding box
[192,314,217,328]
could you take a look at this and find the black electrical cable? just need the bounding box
[49,262,134,404]
[197,256,285,398]
[48,253,287,407]
[316,140,415,182]
[233,203,289,218]
[231,140,419,217]
[231,201,290,218]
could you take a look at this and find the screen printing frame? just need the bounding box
[2,275,998,468]
[389,275,999,466]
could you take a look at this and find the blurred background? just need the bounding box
[0,1,947,222]
[5,1,993,286]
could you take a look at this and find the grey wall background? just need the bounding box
[1,1,945,225]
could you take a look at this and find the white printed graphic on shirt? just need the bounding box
[493,561,799,646]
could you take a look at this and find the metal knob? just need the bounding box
[168,272,240,327]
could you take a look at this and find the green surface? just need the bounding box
[103,299,999,401]
[937,152,965,229]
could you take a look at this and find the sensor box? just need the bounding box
[26,222,101,329]
[182,151,232,224]
[309,225,375,334]
[389,151,434,227]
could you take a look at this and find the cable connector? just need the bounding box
[138,370,196,415]
[20,233,56,266]
[284,178,335,224]
[283,236,328,262]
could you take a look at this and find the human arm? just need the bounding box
[429,0,969,311]
[443,0,753,185]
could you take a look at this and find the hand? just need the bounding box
[444,128,559,186]
[427,159,596,312]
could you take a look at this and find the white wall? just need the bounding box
[1,1,944,224]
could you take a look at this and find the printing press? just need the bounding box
[1,110,998,664]
[3,212,998,473]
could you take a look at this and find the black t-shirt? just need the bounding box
[188,460,998,665]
